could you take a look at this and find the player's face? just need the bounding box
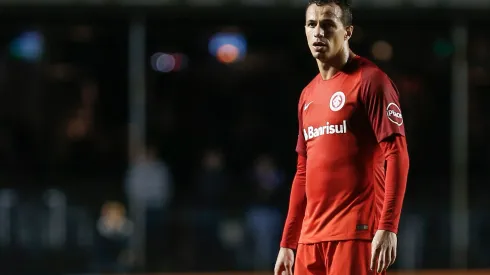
[305,4,353,62]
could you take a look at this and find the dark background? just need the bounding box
[0,4,489,275]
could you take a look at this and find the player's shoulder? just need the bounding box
[355,55,391,84]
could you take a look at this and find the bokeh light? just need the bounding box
[371,40,393,61]
[216,44,240,64]
[9,30,44,62]
[433,38,454,58]
[208,32,247,64]
[150,52,188,73]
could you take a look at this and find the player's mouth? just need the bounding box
[312,41,327,51]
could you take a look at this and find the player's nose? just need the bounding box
[313,26,324,37]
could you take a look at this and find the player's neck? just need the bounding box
[317,48,355,81]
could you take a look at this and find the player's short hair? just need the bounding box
[308,0,353,27]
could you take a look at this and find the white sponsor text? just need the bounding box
[303,120,347,141]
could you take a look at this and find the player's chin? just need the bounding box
[312,51,328,61]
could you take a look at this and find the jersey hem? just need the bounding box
[299,234,374,244]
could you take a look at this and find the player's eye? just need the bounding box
[320,22,336,30]
[306,22,316,28]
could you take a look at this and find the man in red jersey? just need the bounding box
[273,0,409,275]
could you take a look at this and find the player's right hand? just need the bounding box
[274,247,295,275]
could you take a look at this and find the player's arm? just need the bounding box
[280,153,307,249]
[361,69,409,234]
[378,135,409,233]
[280,100,308,249]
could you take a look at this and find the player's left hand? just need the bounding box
[370,229,397,273]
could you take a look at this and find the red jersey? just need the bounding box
[294,56,405,244]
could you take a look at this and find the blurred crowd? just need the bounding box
[0,9,490,274]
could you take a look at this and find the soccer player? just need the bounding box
[273,1,410,275]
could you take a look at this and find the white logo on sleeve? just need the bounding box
[304,101,314,111]
[329,91,345,112]
[386,103,403,126]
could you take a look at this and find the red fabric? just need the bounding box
[280,154,307,249]
[280,55,409,249]
[377,135,409,233]
[295,241,384,275]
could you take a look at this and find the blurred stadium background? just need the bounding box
[0,0,489,274]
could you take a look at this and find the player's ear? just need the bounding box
[344,25,354,41]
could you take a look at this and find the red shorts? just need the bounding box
[294,240,385,275]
